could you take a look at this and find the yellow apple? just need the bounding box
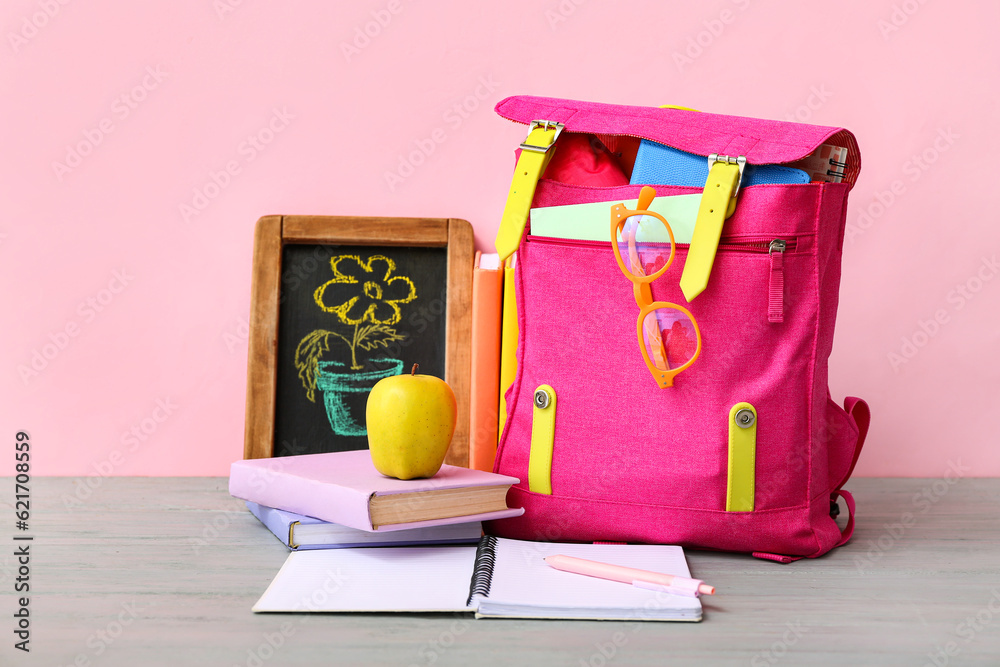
[366,364,457,479]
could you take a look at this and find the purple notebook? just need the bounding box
[229,450,523,532]
[245,501,483,550]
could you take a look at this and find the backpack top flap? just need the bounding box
[495,95,860,186]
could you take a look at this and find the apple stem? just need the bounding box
[411,363,419,376]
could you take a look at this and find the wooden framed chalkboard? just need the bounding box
[243,215,474,466]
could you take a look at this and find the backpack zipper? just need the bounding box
[526,235,793,321]
[526,234,796,253]
[498,116,821,169]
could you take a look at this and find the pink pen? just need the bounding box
[544,554,716,597]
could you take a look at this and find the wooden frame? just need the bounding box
[243,215,474,466]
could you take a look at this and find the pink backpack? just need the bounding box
[487,96,870,562]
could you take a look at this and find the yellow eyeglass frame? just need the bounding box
[611,186,703,388]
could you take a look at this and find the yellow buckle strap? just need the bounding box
[679,155,745,302]
[495,121,564,261]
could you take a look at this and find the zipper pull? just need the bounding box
[768,239,786,324]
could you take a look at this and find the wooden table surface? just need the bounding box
[5,477,1000,666]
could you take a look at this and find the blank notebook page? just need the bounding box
[478,539,701,619]
[253,545,477,612]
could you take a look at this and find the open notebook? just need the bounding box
[253,537,702,621]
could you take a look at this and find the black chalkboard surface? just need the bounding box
[273,244,448,456]
[243,215,474,466]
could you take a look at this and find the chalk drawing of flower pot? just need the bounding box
[294,254,416,438]
[315,358,404,436]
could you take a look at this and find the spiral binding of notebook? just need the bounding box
[466,535,498,605]
[793,144,849,183]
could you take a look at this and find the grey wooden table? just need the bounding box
[4,477,999,666]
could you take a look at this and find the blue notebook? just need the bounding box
[630,139,810,187]
[246,501,483,550]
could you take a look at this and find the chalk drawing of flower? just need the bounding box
[295,255,416,402]
[315,255,417,326]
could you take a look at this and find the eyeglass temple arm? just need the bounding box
[632,275,670,372]
[626,223,654,306]
[638,185,656,210]
[627,213,670,370]
[627,189,674,374]
[641,307,671,372]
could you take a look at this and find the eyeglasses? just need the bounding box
[611,186,702,388]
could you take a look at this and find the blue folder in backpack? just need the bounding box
[630,139,810,187]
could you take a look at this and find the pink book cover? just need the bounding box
[229,450,523,532]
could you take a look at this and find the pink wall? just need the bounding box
[3,0,997,477]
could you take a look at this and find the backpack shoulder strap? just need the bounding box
[837,397,871,491]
